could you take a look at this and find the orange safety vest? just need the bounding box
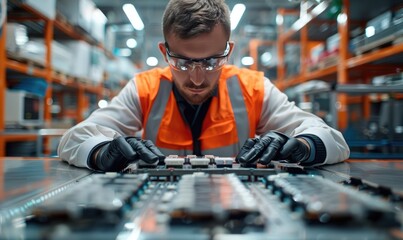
[135,65,264,156]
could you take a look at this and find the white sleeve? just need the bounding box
[256,77,350,165]
[57,79,143,169]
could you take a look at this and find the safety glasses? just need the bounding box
[164,41,230,72]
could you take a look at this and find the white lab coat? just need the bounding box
[58,75,350,169]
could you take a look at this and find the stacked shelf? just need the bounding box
[272,0,403,158]
[246,0,403,128]
[0,1,114,156]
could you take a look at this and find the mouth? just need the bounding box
[186,87,206,94]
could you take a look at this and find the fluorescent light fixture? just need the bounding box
[94,8,107,23]
[230,4,246,30]
[146,57,159,67]
[123,3,144,31]
[126,38,137,48]
[291,1,329,31]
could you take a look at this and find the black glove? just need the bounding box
[92,136,165,172]
[236,131,310,166]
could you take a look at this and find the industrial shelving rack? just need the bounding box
[249,0,403,158]
[251,0,403,131]
[0,1,113,156]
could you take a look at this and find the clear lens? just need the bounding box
[165,42,229,72]
[168,56,227,71]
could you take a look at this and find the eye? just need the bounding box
[179,60,194,71]
[179,65,188,71]
[204,65,214,71]
[203,59,218,71]
[174,59,190,71]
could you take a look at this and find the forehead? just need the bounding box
[165,24,228,59]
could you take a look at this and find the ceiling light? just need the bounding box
[123,3,144,31]
[230,4,246,31]
[146,57,159,67]
[241,56,254,66]
[261,52,272,65]
[98,100,108,108]
[276,14,284,26]
[126,38,137,48]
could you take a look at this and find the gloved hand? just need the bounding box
[235,131,310,166]
[92,136,165,172]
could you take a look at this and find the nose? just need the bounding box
[188,64,206,86]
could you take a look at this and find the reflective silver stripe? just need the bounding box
[145,77,248,157]
[227,76,249,149]
[144,79,172,143]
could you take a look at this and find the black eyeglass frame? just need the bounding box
[164,41,230,71]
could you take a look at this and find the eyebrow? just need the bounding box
[165,42,229,61]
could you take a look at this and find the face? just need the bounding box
[159,24,234,105]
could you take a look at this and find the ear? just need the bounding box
[158,42,169,63]
[228,41,235,57]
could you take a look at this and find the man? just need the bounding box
[58,0,349,172]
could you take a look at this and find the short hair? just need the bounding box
[162,0,231,40]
